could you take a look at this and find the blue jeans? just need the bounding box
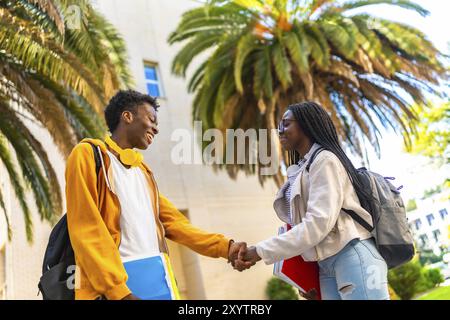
[318,238,390,300]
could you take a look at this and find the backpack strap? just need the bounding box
[305,147,324,172]
[304,147,374,232]
[39,142,104,299]
[342,208,374,232]
[84,142,101,177]
[63,143,102,258]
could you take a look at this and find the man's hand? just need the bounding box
[121,293,141,300]
[228,240,246,267]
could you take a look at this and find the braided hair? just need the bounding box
[287,101,371,206]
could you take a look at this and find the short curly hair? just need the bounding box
[104,90,159,133]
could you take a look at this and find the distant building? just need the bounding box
[407,192,450,255]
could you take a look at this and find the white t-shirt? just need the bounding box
[106,151,160,260]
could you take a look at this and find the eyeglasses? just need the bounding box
[278,119,296,134]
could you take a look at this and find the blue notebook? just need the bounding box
[123,254,174,300]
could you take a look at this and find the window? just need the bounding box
[144,64,164,97]
[439,209,448,220]
[419,234,429,247]
[432,229,441,242]
[426,214,435,226]
[414,219,422,231]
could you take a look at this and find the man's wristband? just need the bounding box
[227,239,235,263]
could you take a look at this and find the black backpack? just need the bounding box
[38,143,101,300]
[306,147,415,269]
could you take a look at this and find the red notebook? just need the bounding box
[273,224,321,300]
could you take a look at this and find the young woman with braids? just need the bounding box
[236,101,389,300]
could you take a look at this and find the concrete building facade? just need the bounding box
[407,194,450,254]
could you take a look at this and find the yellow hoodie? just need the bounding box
[65,139,231,300]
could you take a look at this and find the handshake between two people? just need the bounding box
[228,241,262,272]
[228,241,319,300]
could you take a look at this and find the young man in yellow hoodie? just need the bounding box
[66,90,249,300]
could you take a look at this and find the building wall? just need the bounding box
[1,119,67,300]
[0,160,9,299]
[1,0,284,299]
[407,195,450,254]
[0,160,9,250]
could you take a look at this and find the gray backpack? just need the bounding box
[307,148,415,269]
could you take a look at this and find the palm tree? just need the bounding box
[169,0,447,186]
[0,0,132,242]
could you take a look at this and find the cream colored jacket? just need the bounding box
[256,144,373,264]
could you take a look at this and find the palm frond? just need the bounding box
[234,33,258,93]
[0,131,33,242]
[170,0,447,185]
[0,100,60,225]
[26,0,65,34]
[0,0,131,240]
[0,186,12,241]
[253,47,273,99]
[272,41,292,90]
[283,30,309,75]
[303,22,331,68]
[338,0,429,17]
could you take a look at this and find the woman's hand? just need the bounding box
[233,245,261,271]
[299,288,319,300]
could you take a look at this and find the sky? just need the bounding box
[345,0,449,202]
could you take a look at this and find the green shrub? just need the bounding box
[419,249,443,266]
[416,267,444,293]
[388,285,400,300]
[266,277,299,300]
[389,257,446,299]
[423,268,444,289]
[388,259,423,300]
